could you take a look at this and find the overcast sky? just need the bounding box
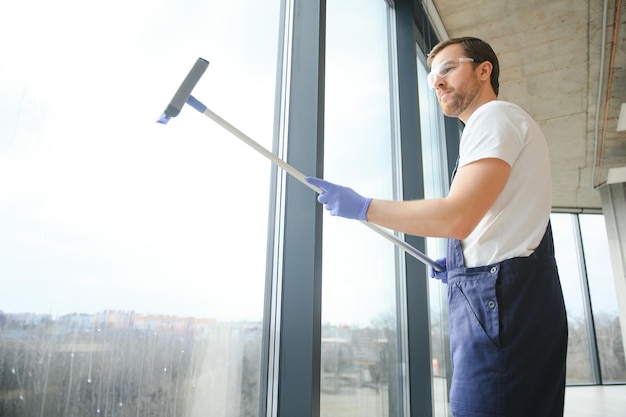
[0,0,281,320]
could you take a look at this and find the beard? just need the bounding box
[438,74,481,118]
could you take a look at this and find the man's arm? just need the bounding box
[366,158,510,239]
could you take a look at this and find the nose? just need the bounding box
[433,75,446,89]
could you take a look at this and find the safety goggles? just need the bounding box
[427,58,475,88]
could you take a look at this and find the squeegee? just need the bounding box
[157,57,441,271]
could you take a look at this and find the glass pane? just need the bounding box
[0,1,280,416]
[416,59,450,417]
[322,1,400,415]
[550,213,594,384]
[579,214,626,383]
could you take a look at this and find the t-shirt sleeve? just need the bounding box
[459,104,528,168]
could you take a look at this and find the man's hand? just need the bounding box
[306,177,372,221]
[429,258,448,284]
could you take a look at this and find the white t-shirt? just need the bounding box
[457,101,552,267]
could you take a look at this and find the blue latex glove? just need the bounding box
[429,257,448,284]
[306,177,372,221]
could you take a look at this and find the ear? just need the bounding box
[478,61,493,82]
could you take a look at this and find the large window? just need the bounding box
[551,213,626,385]
[321,0,403,415]
[0,1,281,416]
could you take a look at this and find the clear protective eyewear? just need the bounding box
[427,58,475,88]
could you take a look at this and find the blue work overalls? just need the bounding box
[435,223,568,417]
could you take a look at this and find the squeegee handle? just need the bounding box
[189,99,441,271]
[201,105,308,186]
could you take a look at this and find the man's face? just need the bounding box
[429,44,482,119]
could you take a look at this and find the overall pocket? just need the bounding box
[449,268,501,348]
[447,267,502,415]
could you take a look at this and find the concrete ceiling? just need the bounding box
[430,0,626,209]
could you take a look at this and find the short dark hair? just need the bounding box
[427,37,500,96]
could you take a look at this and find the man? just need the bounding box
[307,37,568,417]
